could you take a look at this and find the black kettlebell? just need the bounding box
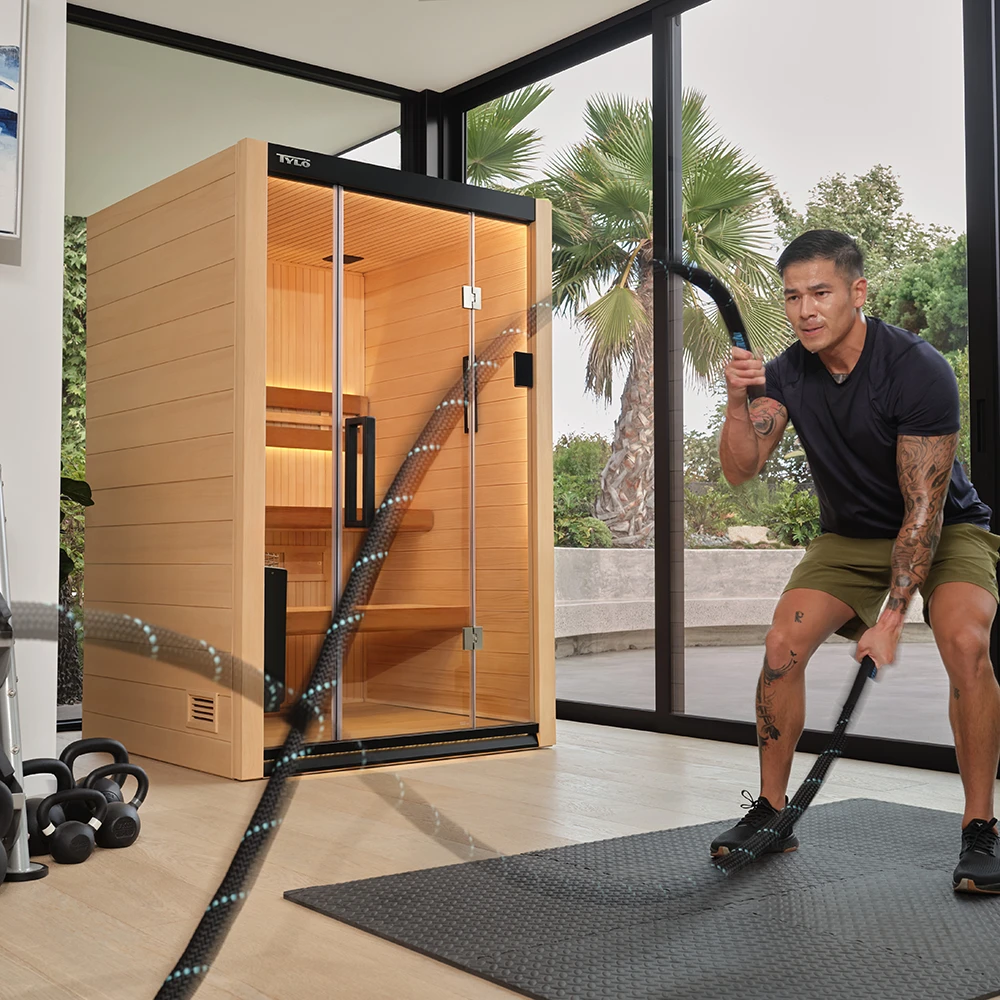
[36,788,107,865]
[83,763,148,849]
[59,738,129,820]
[0,782,12,883]
[22,758,74,856]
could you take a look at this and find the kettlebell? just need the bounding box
[59,738,129,819]
[0,782,12,883]
[83,763,148,848]
[35,788,107,865]
[22,758,74,856]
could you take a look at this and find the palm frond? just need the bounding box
[542,85,789,398]
[576,285,650,401]
[466,83,553,187]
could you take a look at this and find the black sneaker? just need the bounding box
[953,817,1000,894]
[710,790,799,858]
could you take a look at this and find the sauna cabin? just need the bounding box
[81,139,554,779]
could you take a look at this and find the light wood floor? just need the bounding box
[5,721,970,999]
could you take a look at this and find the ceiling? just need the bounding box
[66,1,644,216]
[72,0,645,92]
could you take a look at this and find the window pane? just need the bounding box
[468,37,656,712]
[680,0,969,748]
[340,130,401,170]
[66,24,401,216]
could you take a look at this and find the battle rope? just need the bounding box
[715,655,879,875]
[8,257,813,996]
[150,302,545,998]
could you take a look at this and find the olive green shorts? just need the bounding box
[783,523,1000,640]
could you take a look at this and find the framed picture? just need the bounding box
[0,0,26,241]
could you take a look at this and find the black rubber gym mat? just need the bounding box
[284,798,1000,1000]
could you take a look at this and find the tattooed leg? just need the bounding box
[756,646,806,808]
[754,589,855,809]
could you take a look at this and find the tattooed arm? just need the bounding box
[884,433,957,620]
[719,397,789,485]
[857,432,957,666]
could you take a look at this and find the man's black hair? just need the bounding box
[776,229,865,283]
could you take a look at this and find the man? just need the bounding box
[710,229,1000,893]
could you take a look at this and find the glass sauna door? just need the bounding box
[472,216,533,727]
[339,192,476,740]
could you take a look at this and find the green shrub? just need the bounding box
[683,487,730,537]
[553,432,613,548]
[683,428,723,484]
[683,478,822,548]
[554,432,610,478]
[766,482,821,546]
[555,509,613,548]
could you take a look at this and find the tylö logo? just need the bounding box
[276,153,312,168]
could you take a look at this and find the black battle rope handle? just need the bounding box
[655,258,766,399]
[715,655,879,876]
[152,305,542,998]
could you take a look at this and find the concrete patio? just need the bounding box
[556,640,957,747]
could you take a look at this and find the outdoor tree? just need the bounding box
[771,164,951,296]
[542,90,791,547]
[60,215,88,705]
[774,163,970,470]
[876,234,968,353]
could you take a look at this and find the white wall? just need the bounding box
[0,0,67,762]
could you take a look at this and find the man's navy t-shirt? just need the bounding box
[764,316,992,539]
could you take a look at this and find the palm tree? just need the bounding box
[543,89,791,547]
[465,83,553,189]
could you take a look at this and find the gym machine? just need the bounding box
[0,465,48,883]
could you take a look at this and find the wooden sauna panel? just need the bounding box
[84,140,267,780]
[265,261,366,509]
[342,191,470,274]
[86,304,235,382]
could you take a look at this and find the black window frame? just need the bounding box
[452,0,1000,778]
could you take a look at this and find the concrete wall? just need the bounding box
[555,547,927,653]
[0,0,67,761]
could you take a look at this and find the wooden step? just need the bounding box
[285,604,468,635]
[266,385,368,416]
[265,506,434,532]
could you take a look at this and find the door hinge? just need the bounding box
[462,285,482,310]
[463,626,484,651]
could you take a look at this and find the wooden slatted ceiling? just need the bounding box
[268,178,478,274]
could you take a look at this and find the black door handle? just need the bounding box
[345,416,376,528]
